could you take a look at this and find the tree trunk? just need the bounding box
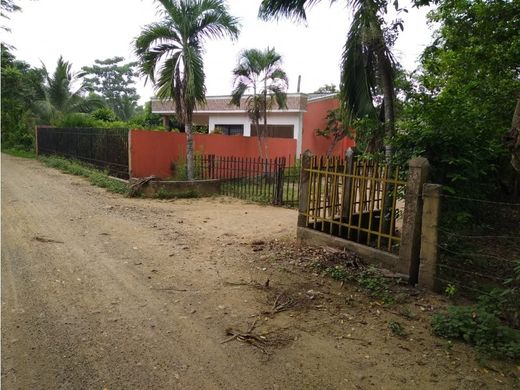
[508,98,520,173]
[263,82,268,159]
[377,49,395,163]
[185,121,194,181]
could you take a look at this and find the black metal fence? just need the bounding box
[185,155,300,207]
[37,127,129,179]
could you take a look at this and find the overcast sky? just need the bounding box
[6,0,434,104]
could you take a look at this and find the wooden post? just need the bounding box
[298,150,312,227]
[398,157,430,284]
[342,147,355,220]
[419,183,442,291]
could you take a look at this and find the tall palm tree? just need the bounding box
[135,0,240,180]
[231,47,288,159]
[35,56,101,124]
[259,0,396,161]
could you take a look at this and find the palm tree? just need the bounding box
[259,0,397,161]
[134,0,240,180]
[35,56,101,124]
[231,47,288,159]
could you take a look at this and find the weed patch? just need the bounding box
[2,148,36,159]
[39,155,128,195]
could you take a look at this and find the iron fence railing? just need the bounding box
[37,127,129,179]
[185,155,300,207]
[301,156,407,253]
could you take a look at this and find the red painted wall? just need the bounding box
[302,98,355,156]
[130,130,296,178]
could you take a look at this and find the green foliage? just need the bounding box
[1,44,43,150]
[394,0,520,198]
[155,187,199,199]
[134,0,239,179]
[314,84,337,94]
[319,264,396,304]
[91,107,117,122]
[315,106,353,156]
[39,155,128,195]
[231,47,288,158]
[53,113,128,129]
[445,283,457,298]
[389,321,408,338]
[432,305,520,361]
[82,57,140,121]
[127,102,164,130]
[432,262,520,360]
[34,56,103,125]
[1,148,35,158]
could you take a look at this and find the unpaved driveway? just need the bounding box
[2,154,518,390]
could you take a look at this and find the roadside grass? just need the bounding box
[38,155,128,195]
[2,148,36,159]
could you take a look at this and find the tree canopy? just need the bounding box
[82,57,140,121]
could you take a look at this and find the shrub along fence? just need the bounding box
[36,126,129,179]
[184,154,300,207]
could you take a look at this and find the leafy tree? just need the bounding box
[1,44,44,150]
[34,56,102,125]
[1,0,20,35]
[394,0,520,197]
[314,83,338,94]
[231,47,288,158]
[82,57,140,121]
[134,0,240,180]
[259,0,409,161]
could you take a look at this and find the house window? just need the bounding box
[250,125,294,139]
[215,124,244,136]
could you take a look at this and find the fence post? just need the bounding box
[419,183,442,291]
[398,157,430,284]
[298,150,312,227]
[35,126,39,158]
[275,157,285,205]
[342,147,355,220]
[128,130,133,179]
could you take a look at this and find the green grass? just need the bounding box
[2,148,36,159]
[155,187,199,199]
[38,155,128,195]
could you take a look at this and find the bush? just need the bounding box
[432,261,520,360]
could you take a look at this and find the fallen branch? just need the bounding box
[221,319,270,354]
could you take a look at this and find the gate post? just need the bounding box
[298,150,312,227]
[419,183,442,291]
[275,157,285,205]
[398,157,430,284]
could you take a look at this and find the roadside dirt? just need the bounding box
[2,153,519,390]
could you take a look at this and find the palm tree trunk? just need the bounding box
[377,48,395,163]
[185,121,194,181]
[263,82,268,159]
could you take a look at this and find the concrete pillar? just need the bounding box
[297,150,313,227]
[398,157,430,284]
[419,183,442,291]
[163,115,171,131]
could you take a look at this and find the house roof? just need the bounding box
[150,93,337,115]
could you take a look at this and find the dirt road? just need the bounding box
[2,154,518,389]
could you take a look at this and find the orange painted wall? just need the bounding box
[130,130,296,178]
[302,98,355,156]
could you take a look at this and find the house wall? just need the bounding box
[130,130,297,178]
[208,112,302,141]
[302,98,356,156]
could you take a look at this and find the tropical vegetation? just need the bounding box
[230,47,288,159]
[134,0,240,180]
